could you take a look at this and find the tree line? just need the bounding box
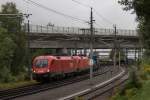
[0,2,56,83]
[0,2,27,82]
[118,0,150,57]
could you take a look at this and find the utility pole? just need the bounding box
[125,48,128,65]
[25,14,32,80]
[113,25,117,69]
[89,7,95,82]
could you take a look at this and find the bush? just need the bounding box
[139,60,150,80]
[140,71,148,80]
[143,64,150,74]
[125,88,137,98]
[111,66,142,100]
[15,73,26,82]
[130,71,142,89]
[111,93,128,100]
[0,67,16,83]
[111,58,150,100]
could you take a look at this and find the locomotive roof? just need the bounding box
[34,55,88,60]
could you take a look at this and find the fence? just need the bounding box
[23,24,138,36]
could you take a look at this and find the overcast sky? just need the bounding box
[0,0,138,29]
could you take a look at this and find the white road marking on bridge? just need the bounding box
[58,68,124,100]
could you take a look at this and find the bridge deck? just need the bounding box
[25,25,139,49]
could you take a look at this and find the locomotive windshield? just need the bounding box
[35,59,48,68]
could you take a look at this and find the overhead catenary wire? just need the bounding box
[71,0,114,25]
[72,0,91,8]
[95,22,102,28]
[93,9,114,25]
[22,0,88,23]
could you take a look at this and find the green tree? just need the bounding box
[118,0,150,56]
[0,27,16,82]
[0,2,26,75]
[0,2,21,33]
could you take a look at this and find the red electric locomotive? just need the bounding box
[32,55,90,81]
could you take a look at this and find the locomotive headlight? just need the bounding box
[32,69,36,73]
[47,69,50,72]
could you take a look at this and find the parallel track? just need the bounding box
[78,67,128,100]
[0,65,115,100]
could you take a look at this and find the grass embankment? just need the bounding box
[130,80,150,100]
[111,62,150,100]
[112,80,150,100]
[0,80,37,90]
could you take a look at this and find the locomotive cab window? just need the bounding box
[35,59,48,68]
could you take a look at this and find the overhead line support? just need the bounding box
[89,7,95,83]
[113,25,117,70]
[25,14,32,80]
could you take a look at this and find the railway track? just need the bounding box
[0,65,114,100]
[61,67,128,100]
[91,73,128,100]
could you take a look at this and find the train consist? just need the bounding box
[32,53,127,81]
[32,55,90,81]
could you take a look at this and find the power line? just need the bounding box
[95,22,102,28]
[72,0,91,8]
[71,0,114,25]
[23,0,88,23]
[93,9,114,25]
[24,0,86,22]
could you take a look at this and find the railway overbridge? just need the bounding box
[26,25,139,49]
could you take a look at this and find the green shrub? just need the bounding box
[119,79,135,95]
[111,59,150,100]
[125,88,137,98]
[15,72,27,81]
[140,71,148,80]
[0,66,16,83]
[130,66,142,88]
[111,93,128,100]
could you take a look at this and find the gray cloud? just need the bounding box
[0,0,137,29]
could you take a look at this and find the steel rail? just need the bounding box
[0,65,114,100]
[70,67,128,100]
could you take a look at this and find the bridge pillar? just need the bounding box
[138,48,141,65]
[125,48,128,65]
[74,48,77,55]
[140,48,143,60]
[83,48,87,56]
[137,48,143,65]
[134,49,137,62]
[68,49,72,56]
[79,49,82,55]
[56,48,68,56]
[138,49,140,62]
[70,49,74,56]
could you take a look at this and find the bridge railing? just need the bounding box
[24,24,83,34]
[24,24,138,36]
[95,28,137,36]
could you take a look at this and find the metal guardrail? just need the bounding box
[23,24,138,36]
